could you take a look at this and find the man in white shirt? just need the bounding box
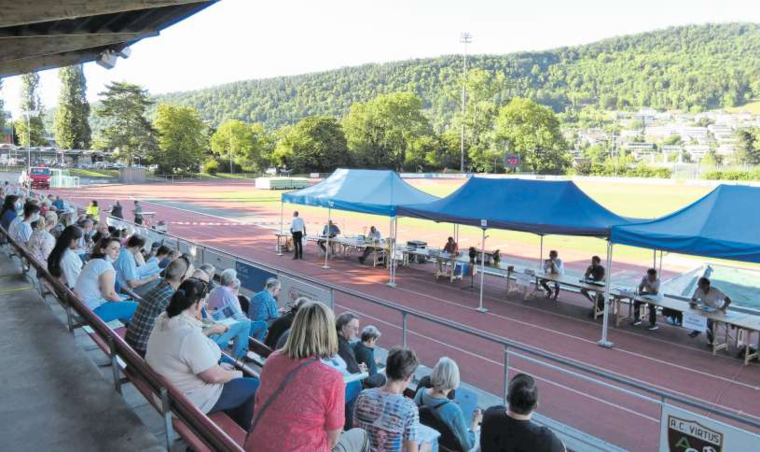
[359,226,382,264]
[540,250,563,300]
[289,211,306,260]
[633,268,661,330]
[689,277,731,345]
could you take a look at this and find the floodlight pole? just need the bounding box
[460,32,472,173]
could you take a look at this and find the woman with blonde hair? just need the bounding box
[246,301,368,452]
[27,211,58,267]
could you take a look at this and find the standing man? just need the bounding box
[632,268,661,331]
[133,200,143,225]
[689,277,731,346]
[580,255,606,316]
[289,210,305,260]
[540,250,563,300]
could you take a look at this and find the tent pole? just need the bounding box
[477,228,488,313]
[323,207,331,269]
[539,235,544,268]
[659,250,663,274]
[598,241,614,348]
[388,216,397,287]
[277,201,284,256]
[652,249,657,269]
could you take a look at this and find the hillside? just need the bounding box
[154,23,760,129]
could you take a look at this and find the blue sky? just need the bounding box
[3,0,760,117]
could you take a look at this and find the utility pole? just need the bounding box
[460,32,472,173]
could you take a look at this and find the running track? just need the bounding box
[50,182,760,451]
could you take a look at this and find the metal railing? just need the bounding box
[105,214,760,450]
[0,226,244,452]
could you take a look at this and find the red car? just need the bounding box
[22,167,52,189]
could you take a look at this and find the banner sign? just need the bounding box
[279,274,331,308]
[660,404,760,452]
[235,260,276,293]
[682,311,708,333]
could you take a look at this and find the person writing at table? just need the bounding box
[633,268,661,331]
[580,256,606,316]
[437,237,459,274]
[358,226,382,265]
[540,250,563,300]
[689,277,731,346]
[318,220,340,254]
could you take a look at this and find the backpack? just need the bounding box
[418,398,465,452]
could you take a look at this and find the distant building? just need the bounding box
[717,144,736,156]
[1,124,12,144]
[685,144,711,160]
[624,142,656,151]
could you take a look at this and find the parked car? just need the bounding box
[20,166,52,189]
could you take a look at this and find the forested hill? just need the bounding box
[155,23,760,129]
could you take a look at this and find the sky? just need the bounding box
[3,0,760,118]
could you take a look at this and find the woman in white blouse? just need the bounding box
[28,211,58,267]
[47,225,84,288]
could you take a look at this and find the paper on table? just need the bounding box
[343,372,369,384]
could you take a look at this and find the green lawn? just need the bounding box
[70,168,120,178]
[725,99,760,115]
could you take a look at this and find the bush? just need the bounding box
[202,159,220,175]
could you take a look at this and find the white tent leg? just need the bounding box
[477,228,488,313]
[598,241,614,348]
[658,250,663,274]
[539,235,544,268]
[388,216,397,287]
[323,207,331,269]
[277,201,284,256]
[652,249,657,269]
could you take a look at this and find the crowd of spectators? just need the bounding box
[1,183,568,452]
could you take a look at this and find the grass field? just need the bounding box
[726,99,760,115]
[69,169,119,178]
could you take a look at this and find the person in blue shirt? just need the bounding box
[414,357,482,452]
[1,195,20,233]
[248,277,281,323]
[52,195,65,211]
[113,234,159,290]
[207,269,267,341]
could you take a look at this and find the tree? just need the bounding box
[343,92,431,170]
[272,116,349,173]
[54,65,91,149]
[210,120,273,171]
[493,98,570,174]
[96,82,156,164]
[734,128,760,165]
[15,72,46,147]
[153,104,207,174]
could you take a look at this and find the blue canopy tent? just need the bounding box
[398,177,636,343]
[611,184,760,264]
[280,168,438,273]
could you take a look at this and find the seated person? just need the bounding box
[540,250,563,300]
[76,219,94,251]
[8,202,40,246]
[633,268,661,331]
[145,278,259,429]
[199,264,217,291]
[358,226,382,264]
[318,220,341,253]
[47,225,84,288]
[113,235,160,290]
[74,237,138,323]
[688,277,731,346]
[480,373,565,452]
[91,221,110,245]
[579,256,606,315]
[207,269,267,341]
[245,301,368,452]
[126,256,194,356]
[352,325,383,379]
[27,211,58,267]
[248,277,281,323]
[133,245,174,297]
[264,297,310,350]
[354,347,427,452]
[85,200,99,218]
[414,357,482,452]
[336,312,386,389]
[437,237,460,273]
[0,195,19,232]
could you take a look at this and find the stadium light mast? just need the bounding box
[460,32,472,173]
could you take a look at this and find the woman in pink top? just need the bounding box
[245,301,368,452]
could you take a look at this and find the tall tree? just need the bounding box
[343,92,431,170]
[15,72,46,147]
[96,82,156,164]
[210,120,274,171]
[153,104,207,174]
[54,65,91,149]
[272,116,349,173]
[734,127,760,165]
[493,98,571,174]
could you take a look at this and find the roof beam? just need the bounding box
[0,32,158,64]
[0,49,105,77]
[0,1,207,28]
